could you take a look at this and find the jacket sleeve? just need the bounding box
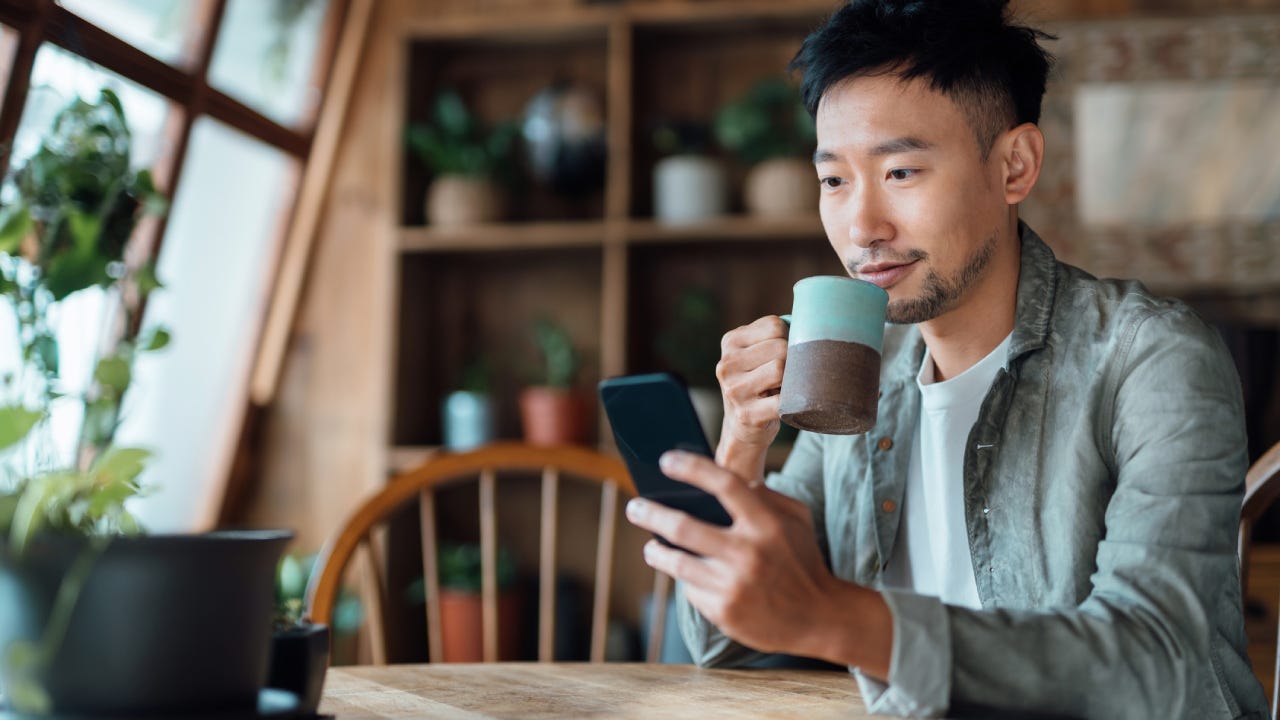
[881,306,1248,718]
[678,429,830,668]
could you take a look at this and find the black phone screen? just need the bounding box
[599,373,732,537]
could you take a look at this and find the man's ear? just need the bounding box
[1001,123,1044,205]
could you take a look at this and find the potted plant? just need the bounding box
[268,552,330,715]
[519,317,587,446]
[441,357,496,451]
[407,543,521,662]
[407,90,519,227]
[0,89,291,717]
[714,77,818,217]
[650,119,727,225]
[656,286,725,445]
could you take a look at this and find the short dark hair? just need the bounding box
[789,0,1055,158]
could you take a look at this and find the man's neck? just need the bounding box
[919,223,1022,382]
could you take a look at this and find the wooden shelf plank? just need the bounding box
[399,221,607,253]
[625,216,826,244]
[627,0,836,26]
[402,7,615,41]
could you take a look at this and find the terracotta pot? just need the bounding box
[425,175,504,227]
[519,386,588,446]
[744,157,818,218]
[439,589,522,662]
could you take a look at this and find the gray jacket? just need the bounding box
[679,223,1269,719]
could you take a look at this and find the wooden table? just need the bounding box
[319,663,880,719]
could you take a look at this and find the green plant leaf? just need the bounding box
[140,325,171,351]
[0,203,32,255]
[28,332,58,376]
[0,492,17,535]
[91,447,151,486]
[66,207,102,252]
[135,260,164,295]
[0,405,43,452]
[3,640,51,714]
[93,355,131,395]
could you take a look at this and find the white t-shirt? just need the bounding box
[881,333,1012,609]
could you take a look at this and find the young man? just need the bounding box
[623,1,1269,718]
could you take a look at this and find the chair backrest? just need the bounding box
[305,442,671,665]
[1241,440,1280,719]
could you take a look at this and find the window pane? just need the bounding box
[117,119,298,531]
[0,46,172,472]
[57,0,197,66]
[12,43,172,172]
[208,0,330,128]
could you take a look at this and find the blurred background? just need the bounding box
[0,0,1277,687]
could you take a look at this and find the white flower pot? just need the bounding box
[653,155,727,225]
[442,391,496,451]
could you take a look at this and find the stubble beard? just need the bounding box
[881,233,998,324]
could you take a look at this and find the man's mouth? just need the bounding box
[855,259,920,289]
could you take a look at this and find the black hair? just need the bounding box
[789,0,1055,158]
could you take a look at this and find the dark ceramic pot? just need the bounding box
[266,623,329,715]
[0,530,292,716]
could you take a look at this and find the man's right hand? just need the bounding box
[716,315,790,458]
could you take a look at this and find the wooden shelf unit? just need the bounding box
[392,2,838,456]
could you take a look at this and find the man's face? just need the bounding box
[814,74,1010,324]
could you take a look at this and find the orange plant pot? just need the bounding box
[519,387,588,446]
[438,589,522,662]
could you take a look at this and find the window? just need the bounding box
[0,0,348,530]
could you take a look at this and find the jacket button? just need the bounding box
[882,499,897,513]
[878,437,893,451]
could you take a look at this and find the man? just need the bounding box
[623,1,1269,718]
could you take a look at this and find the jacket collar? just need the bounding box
[1008,220,1059,362]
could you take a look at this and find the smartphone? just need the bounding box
[598,372,733,551]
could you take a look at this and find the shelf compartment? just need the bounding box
[394,247,604,447]
[400,221,607,253]
[625,215,825,244]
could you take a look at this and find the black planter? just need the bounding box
[0,529,292,716]
[266,624,329,715]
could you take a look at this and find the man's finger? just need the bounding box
[625,496,728,558]
[721,316,789,351]
[658,450,764,520]
[639,539,722,591]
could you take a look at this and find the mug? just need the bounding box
[778,276,888,434]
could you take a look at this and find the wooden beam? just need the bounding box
[249,0,375,406]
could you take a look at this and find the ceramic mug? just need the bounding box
[778,276,888,434]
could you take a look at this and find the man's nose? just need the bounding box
[845,187,893,250]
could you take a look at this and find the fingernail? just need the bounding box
[626,498,646,519]
[643,540,658,560]
[659,451,685,472]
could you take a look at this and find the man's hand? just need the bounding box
[625,450,893,677]
[717,316,790,451]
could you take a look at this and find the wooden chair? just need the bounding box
[1241,440,1280,719]
[305,442,672,664]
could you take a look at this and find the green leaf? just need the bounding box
[44,248,110,300]
[81,396,119,449]
[86,480,140,517]
[0,405,43,452]
[0,203,32,255]
[93,355,131,395]
[141,325,171,351]
[91,446,151,486]
[135,260,164,295]
[28,332,58,376]
[3,640,51,714]
[66,207,102,252]
[0,492,17,534]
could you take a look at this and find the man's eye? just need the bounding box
[819,176,844,189]
[888,169,916,181]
